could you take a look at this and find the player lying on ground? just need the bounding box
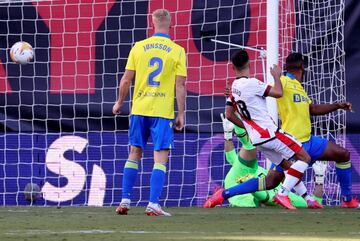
[113,9,187,216]
[276,53,358,208]
[204,49,313,210]
[221,114,324,207]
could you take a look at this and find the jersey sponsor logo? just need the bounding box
[293,93,310,103]
[236,173,254,183]
[137,90,166,98]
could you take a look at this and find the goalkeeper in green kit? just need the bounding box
[221,113,324,207]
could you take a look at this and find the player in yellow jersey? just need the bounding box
[276,53,358,208]
[112,9,187,216]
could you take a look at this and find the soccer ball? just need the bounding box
[24,183,42,203]
[10,41,34,64]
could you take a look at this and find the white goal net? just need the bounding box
[0,0,345,206]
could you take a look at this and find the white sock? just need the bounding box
[293,182,315,201]
[279,161,309,196]
[121,198,130,204]
[278,186,290,196]
[293,181,307,196]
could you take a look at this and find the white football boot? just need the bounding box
[145,202,171,216]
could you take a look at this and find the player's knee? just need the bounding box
[129,146,143,159]
[296,149,311,163]
[265,180,277,190]
[265,174,281,190]
[303,151,311,163]
[339,148,350,162]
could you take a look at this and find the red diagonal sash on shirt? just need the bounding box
[230,95,271,139]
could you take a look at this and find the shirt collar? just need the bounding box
[286,72,296,79]
[235,76,248,79]
[153,32,170,39]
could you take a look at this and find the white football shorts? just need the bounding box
[257,130,302,165]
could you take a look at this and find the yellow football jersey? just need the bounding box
[277,73,312,142]
[125,33,187,119]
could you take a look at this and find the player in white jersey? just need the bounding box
[231,77,278,145]
[204,50,312,210]
[231,75,304,165]
[221,94,323,209]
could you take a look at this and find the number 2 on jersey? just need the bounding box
[148,57,163,87]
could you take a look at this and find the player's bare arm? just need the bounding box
[267,64,283,98]
[224,86,230,97]
[309,102,352,115]
[225,105,245,129]
[175,75,186,131]
[112,70,135,115]
[223,87,245,128]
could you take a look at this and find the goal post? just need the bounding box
[0,0,346,206]
[266,0,279,169]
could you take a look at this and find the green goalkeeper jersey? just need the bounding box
[224,149,307,208]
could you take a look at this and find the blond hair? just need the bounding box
[152,9,171,29]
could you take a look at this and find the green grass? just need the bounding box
[0,206,360,241]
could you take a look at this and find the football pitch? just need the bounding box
[0,206,359,241]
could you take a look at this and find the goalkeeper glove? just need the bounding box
[220,113,234,140]
[313,161,327,185]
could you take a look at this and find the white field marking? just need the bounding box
[125,231,200,234]
[5,230,115,236]
[0,210,62,214]
[0,209,30,213]
[5,229,360,239]
[4,230,199,236]
[0,209,106,215]
[49,210,64,213]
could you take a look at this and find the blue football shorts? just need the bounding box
[129,115,174,151]
[302,135,329,164]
